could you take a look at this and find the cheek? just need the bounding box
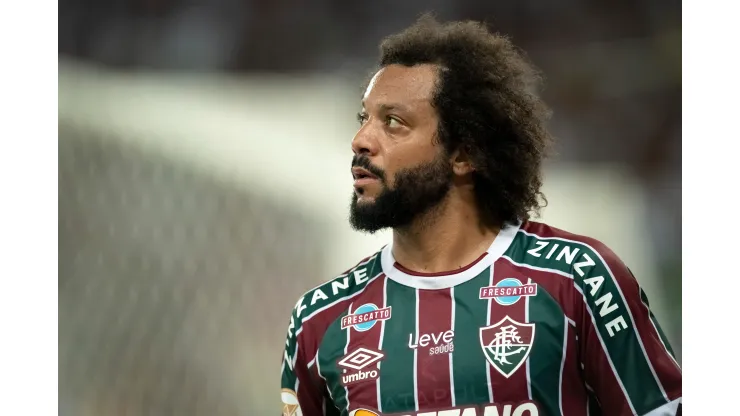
[383,138,439,181]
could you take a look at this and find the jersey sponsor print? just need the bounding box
[349,401,541,416]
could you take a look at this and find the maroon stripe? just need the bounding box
[416,288,454,410]
[293,298,355,416]
[561,324,589,416]
[577,305,633,414]
[610,264,682,400]
[344,276,387,412]
[487,261,530,403]
[394,253,488,277]
[293,355,327,414]
[298,298,354,373]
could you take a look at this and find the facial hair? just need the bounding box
[349,153,453,233]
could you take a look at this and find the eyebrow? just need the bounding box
[360,102,410,113]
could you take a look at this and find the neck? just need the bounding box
[391,191,499,274]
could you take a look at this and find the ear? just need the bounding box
[449,148,475,176]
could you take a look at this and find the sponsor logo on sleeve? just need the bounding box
[281,388,302,416]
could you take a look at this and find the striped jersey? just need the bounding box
[280,221,682,416]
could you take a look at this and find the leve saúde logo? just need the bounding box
[479,315,536,378]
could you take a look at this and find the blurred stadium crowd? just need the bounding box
[58,1,681,415]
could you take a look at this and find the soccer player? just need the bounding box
[280,15,681,416]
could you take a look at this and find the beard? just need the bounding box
[349,153,453,233]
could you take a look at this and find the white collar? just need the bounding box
[381,221,521,290]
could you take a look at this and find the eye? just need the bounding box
[356,112,368,125]
[385,116,402,128]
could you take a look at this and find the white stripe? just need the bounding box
[558,315,568,416]
[316,348,336,405]
[292,343,299,370]
[295,378,300,398]
[525,278,533,401]
[639,291,682,373]
[518,229,670,402]
[376,277,388,412]
[643,397,681,416]
[295,271,384,338]
[307,353,316,369]
[584,379,595,393]
[485,266,494,402]
[413,288,420,411]
[343,302,353,413]
[449,286,456,407]
[503,250,637,413]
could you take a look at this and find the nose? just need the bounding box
[351,121,379,156]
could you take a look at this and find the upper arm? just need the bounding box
[281,307,335,416]
[574,241,681,415]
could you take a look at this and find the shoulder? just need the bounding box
[285,249,385,341]
[296,250,384,320]
[514,221,629,280]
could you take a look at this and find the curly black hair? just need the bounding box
[377,14,553,226]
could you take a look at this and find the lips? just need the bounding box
[352,167,378,181]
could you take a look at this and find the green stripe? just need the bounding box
[319,312,351,415]
[379,279,417,413]
[528,287,566,415]
[639,287,676,360]
[451,269,494,406]
[280,358,297,389]
[509,231,667,414]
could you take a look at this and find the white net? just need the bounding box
[59,122,329,415]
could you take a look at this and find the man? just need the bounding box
[280,15,681,416]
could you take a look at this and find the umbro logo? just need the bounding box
[337,347,384,385]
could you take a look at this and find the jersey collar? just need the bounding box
[381,221,521,289]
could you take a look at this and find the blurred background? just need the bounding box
[58,1,681,415]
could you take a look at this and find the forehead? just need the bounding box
[362,64,439,110]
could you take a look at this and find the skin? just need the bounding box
[351,64,500,274]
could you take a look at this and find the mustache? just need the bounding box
[352,155,386,181]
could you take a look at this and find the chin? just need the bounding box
[354,190,379,204]
[355,195,378,205]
